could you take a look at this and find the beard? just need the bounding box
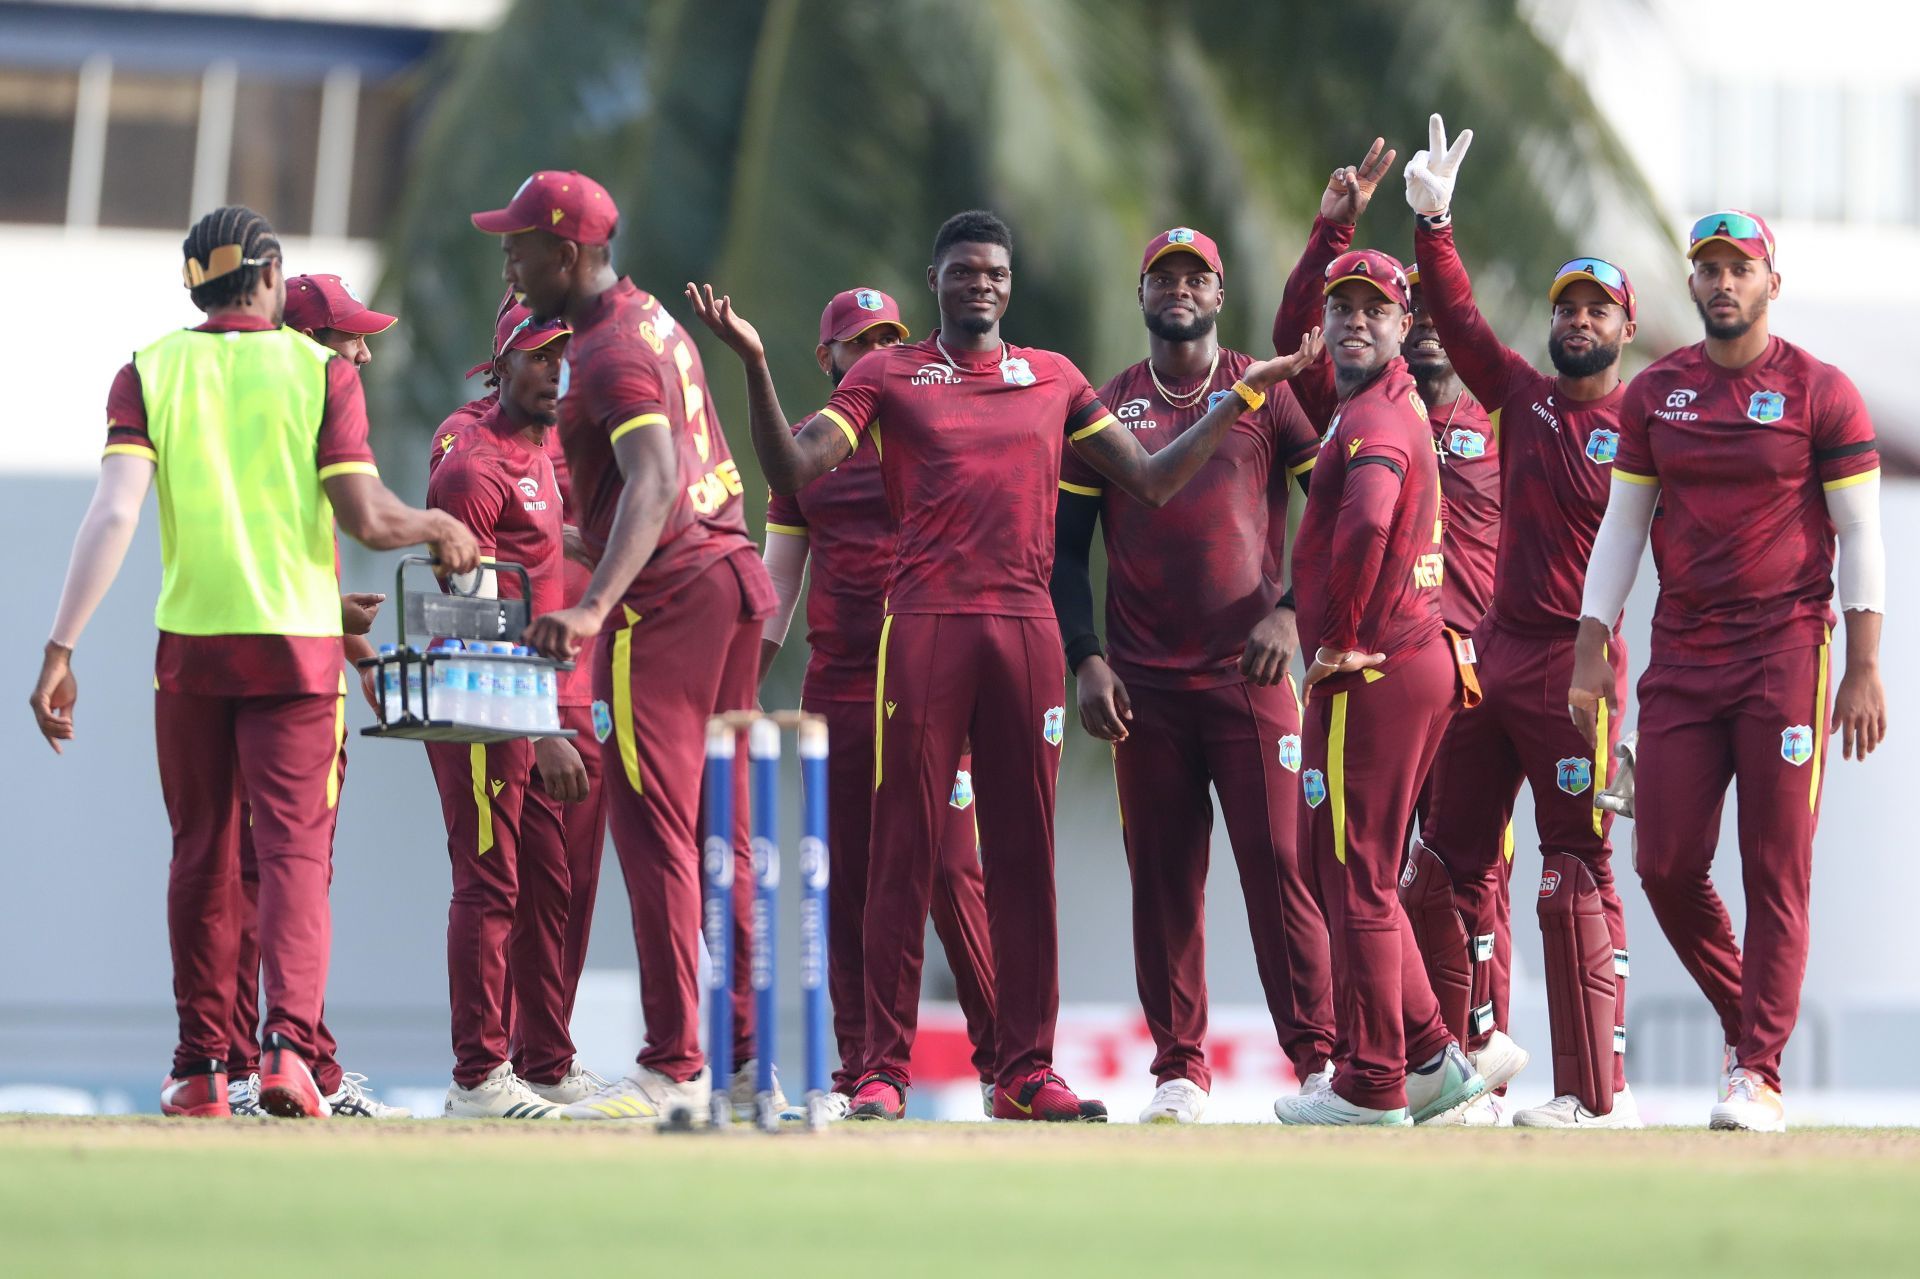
[950,308,996,337]
[1144,308,1219,343]
[1549,333,1622,379]
[1695,294,1763,341]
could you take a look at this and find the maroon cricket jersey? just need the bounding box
[819,332,1113,618]
[1615,336,1878,666]
[1058,352,1321,690]
[1412,222,1625,636]
[1427,388,1499,631]
[425,402,564,621]
[435,391,594,704]
[1292,359,1445,692]
[104,314,376,697]
[766,413,893,703]
[557,279,757,616]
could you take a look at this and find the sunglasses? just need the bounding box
[1688,211,1771,253]
[1554,257,1628,293]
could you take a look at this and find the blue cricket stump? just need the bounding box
[702,720,736,1129]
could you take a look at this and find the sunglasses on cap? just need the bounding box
[1554,257,1627,293]
[1688,211,1774,258]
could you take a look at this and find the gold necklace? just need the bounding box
[1147,347,1220,409]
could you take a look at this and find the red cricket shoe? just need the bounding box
[257,1033,328,1118]
[160,1061,231,1117]
[848,1072,906,1121]
[994,1070,1107,1122]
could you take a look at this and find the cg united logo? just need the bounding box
[853,289,883,311]
[1042,706,1065,747]
[1277,734,1302,773]
[1448,428,1486,459]
[516,477,540,499]
[1666,389,1698,409]
[1585,429,1619,465]
[911,363,963,386]
[1303,769,1327,809]
[950,770,975,810]
[1781,724,1814,767]
[799,837,829,891]
[1748,390,1787,424]
[1556,756,1593,796]
[1118,397,1157,430]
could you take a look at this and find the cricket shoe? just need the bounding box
[160,1062,230,1117]
[1140,1078,1208,1124]
[981,1082,995,1118]
[444,1062,566,1119]
[1459,1093,1506,1127]
[1406,1042,1487,1125]
[227,1074,265,1118]
[1273,1090,1411,1127]
[1513,1085,1643,1129]
[994,1070,1107,1122]
[1709,1069,1786,1133]
[729,1059,789,1122]
[258,1035,329,1118]
[1298,1064,1335,1096]
[326,1072,411,1119]
[527,1061,608,1106]
[810,1091,852,1123]
[848,1072,907,1121]
[1469,1030,1530,1094]
[563,1066,710,1123]
[1717,1044,1739,1102]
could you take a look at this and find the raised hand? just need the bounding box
[1320,137,1397,226]
[1403,113,1474,217]
[1247,328,1326,389]
[685,283,766,365]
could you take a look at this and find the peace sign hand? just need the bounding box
[1319,137,1397,226]
[1404,113,1475,217]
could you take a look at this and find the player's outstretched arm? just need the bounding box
[1074,333,1323,508]
[325,472,479,574]
[30,452,154,752]
[1273,139,1389,426]
[685,284,852,493]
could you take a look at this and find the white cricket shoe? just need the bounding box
[1406,1043,1487,1124]
[981,1082,995,1118]
[527,1062,608,1106]
[1459,1093,1506,1126]
[326,1072,411,1119]
[228,1075,265,1118]
[443,1062,566,1119]
[1139,1078,1209,1124]
[564,1065,710,1123]
[811,1091,852,1123]
[729,1059,788,1121]
[1469,1030,1530,1093]
[1274,1090,1411,1126]
[1710,1069,1786,1133]
[1513,1085,1643,1129]
[1299,1064,1335,1096]
[1717,1044,1739,1101]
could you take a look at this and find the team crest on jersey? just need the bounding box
[1002,357,1036,387]
[911,363,963,386]
[557,358,571,400]
[854,289,883,311]
[1302,769,1327,808]
[1167,227,1197,245]
[1781,724,1814,767]
[1584,428,1619,465]
[1448,428,1486,459]
[1042,706,1065,747]
[1556,756,1593,796]
[950,770,975,810]
[1277,734,1302,772]
[1748,390,1786,424]
[590,700,612,742]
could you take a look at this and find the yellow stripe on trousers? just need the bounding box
[1330,691,1349,865]
[1808,631,1831,812]
[613,605,642,795]
[873,614,895,790]
[1591,699,1610,837]
[326,676,346,810]
[469,743,494,856]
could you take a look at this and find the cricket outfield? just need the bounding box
[2,1117,1914,1275]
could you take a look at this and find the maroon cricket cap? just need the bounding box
[819,288,909,346]
[284,274,396,336]
[1323,249,1411,309]
[1141,226,1224,276]
[471,170,620,246]
[465,302,571,378]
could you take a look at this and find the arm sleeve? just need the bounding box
[760,527,810,644]
[315,357,379,478]
[103,362,154,460]
[1578,474,1659,626]
[48,452,155,648]
[1318,458,1404,652]
[1049,486,1103,668]
[1827,474,1886,614]
[1811,365,1882,490]
[819,353,886,451]
[1412,220,1533,408]
[1273,217,1351,429]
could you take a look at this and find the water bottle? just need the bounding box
[428,640,461,722]
[533,659,559,732]
[378,644,401,723]
[511,647,539,731]
[402,647,424,720]
[488,641,517,728]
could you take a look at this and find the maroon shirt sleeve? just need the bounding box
[104,361,153,456]
[1056,355,1113,442]
[1273,217,1352,428]
[581,340,669,440]
[1412,220,1535,409]
[820,351,886,447]
[1810,364,1880,487]
[426,449,507,559]
[1612,374,1659,483]
[1319,458,1404,652]
[316,356,378,473]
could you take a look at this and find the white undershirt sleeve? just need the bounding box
[1826,472,1886,613]
[1579,473,1660,627]
[49,453,155,649]
[761,528,810,646]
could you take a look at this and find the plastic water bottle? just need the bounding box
[429,640,461,722]
[402,647,424,720]
[533,659,559,732]
[488,641,517,728]
[378,644,401,723]
[511,647,539,731]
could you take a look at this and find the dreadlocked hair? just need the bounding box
[182,206,282,311]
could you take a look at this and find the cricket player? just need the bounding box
[225,273,410,1119]
[489,172,776,1123]
[760,288,1000,1119]
[689,208,1321,1121]
[1049,227,1335,1123]
[30,206,478,1117]
[1396,115,1640,1127]
[1573,210,1887,1133]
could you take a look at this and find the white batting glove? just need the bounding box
[1403,112,1474,218]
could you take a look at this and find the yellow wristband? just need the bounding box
[1231,380,1265,413]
